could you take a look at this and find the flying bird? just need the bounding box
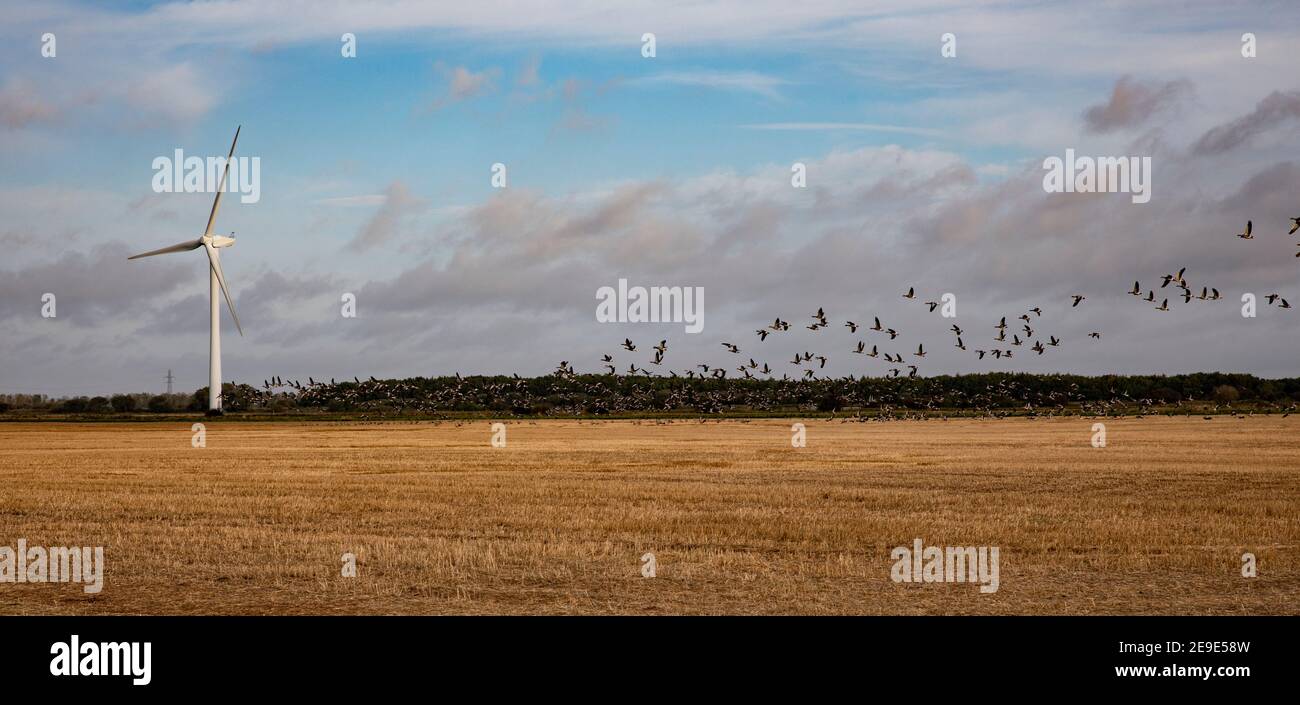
[1237,220,1253,239]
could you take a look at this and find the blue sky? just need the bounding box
[3,1,1300,394]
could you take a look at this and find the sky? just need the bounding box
[1,0,1299,396]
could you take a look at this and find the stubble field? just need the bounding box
[0,417,1296,615]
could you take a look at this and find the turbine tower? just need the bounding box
[129,127,244,414]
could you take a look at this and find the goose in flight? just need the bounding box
[871,317,884,332]
[1156,298,1169,311]
[1088,332,1101,339]
[1279,298,1292,309]
[844,321,858,333]
[886,328,899,340]
[903,287,916,299]
[1266,293,1281,305]
[622,338,637,352]
[950,324,963,335]
[853,341,866,354]
[995,317,1007,329]
[1290,217,1299,235]
[1071,294,1086,307]
[722,343,740,353]
[914,344,926,358]
[1048,335,1060,346]
[1129,281,1142,296]
[926,301,939,312]
[955,337,966,351]
[1144,291,1155,302]
[1031,341,1045,355]
[867,345,879,358]
[976,349,987,359]
[1030,307,1042,317]
[756,329,769,341]
[1237,220,1253,239]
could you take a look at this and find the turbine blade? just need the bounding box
[204,125,241,236]
[204,241,243,336]
[127,238,204,259]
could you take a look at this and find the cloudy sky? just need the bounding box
[2,0,1299,396]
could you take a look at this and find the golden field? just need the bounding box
[0,417,1296,615]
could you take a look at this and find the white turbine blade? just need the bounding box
[204,125,241,236]
[127,238,204,260]
[204,241,243,336]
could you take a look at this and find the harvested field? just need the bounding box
[1,417,1296,614]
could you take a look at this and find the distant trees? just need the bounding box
[3,372,1299,416]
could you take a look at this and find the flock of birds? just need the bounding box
[234,217,1296,419]
[582,217,1295,381]
[586,287,1089,383]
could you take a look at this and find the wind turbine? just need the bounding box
[129,126,244,414]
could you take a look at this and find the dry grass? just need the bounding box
[0,417,1296,615]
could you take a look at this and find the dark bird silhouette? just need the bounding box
[1237,220,1253,239]
[1071,295,1085,307]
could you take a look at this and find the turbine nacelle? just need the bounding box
[209,234,236,248]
